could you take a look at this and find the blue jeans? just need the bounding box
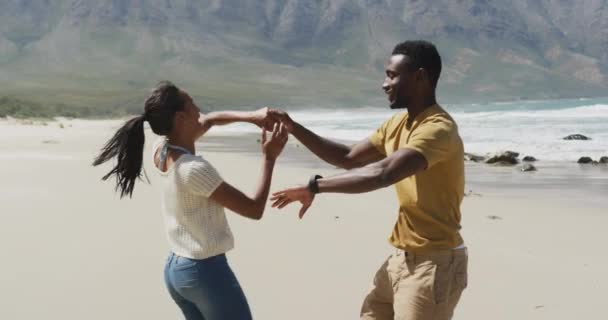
[164,253,253,320]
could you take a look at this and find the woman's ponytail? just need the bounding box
[93,114,147,198]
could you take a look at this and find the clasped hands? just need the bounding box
[252,107,316,219]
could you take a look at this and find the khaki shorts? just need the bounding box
[360,248,468,320]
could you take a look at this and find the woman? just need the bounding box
[93,81,287,320]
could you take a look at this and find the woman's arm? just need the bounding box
[209,124,288,220]
[197,107,273,137]
[209,158,275,220]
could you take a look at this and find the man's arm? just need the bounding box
[317,147,427,193]
[270,148,428,217]
[269,109,384,169]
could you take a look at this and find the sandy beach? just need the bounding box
[1,118,607,320]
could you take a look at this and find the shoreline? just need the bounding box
[2,94,608,119]
[2,116,606,196]
[2,117,607,200]
[3,113,607,164]
[197,131,608,199]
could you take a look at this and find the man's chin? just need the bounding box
[389,101,407,109]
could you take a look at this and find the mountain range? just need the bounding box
[1,0,607,115]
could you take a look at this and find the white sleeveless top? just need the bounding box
[153,138,234,259]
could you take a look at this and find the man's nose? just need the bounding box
[382,80,390,92]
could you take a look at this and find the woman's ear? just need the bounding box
[172,110,185,128]
[175,110,187,121]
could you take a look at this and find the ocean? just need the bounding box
[212,97,608,163]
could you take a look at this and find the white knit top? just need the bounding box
[153,139,234,259]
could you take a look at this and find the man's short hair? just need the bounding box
[392,40,442,88]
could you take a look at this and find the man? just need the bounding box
[269,40,467,320]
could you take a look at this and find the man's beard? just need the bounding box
[390,96,408,109]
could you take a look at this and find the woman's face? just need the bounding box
[174,90,203,136]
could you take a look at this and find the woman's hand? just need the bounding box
[262,123,288,161]
[267,109,295,133]
[250,107,277,131]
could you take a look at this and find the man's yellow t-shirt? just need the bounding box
[369,104,465,253]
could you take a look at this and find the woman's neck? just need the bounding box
[167,133,196,154]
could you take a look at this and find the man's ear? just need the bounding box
[416,68,428,82]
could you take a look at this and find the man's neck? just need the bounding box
[406,95,437,120]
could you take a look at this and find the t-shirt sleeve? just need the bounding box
[405,118,456,169]
[183,158,224,197]
[368,117,393,156]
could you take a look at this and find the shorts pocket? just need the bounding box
[453,255,468,290]
[431,261,451,304]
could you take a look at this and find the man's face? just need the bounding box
[382,54,416,109]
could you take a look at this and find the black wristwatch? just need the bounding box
[307,174,323,194]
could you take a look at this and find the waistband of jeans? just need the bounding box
[167,251,227,263]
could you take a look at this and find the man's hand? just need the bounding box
[270,185,315,219]
[267,109,295,133]
[250,107,277,131]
